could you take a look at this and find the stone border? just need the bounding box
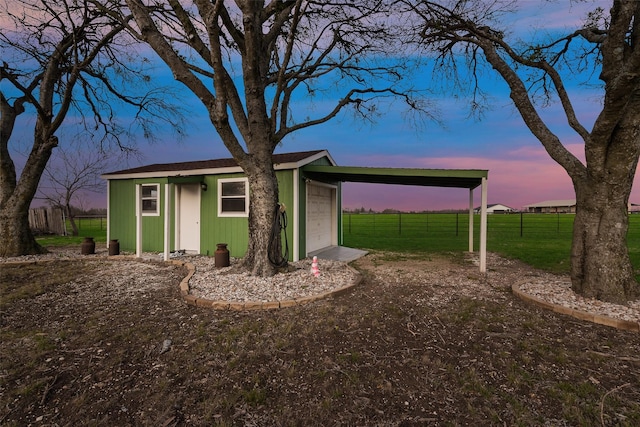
[171,259,362,311]
[512,284,639,332]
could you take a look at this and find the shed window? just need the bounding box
[141,184,159,216]
[218,178,249,217]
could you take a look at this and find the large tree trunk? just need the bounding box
[1,96,47,257]
[0,199,44,256]
[241,151,280,277]
[571,176,639,304]
[570,39,640,304]
[0,131,57,257]
[570,0,640,303]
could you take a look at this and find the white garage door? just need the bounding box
[306,184,333,253]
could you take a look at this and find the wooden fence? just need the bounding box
[28,207,66,235]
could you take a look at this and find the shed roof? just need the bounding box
[301,165,487,189]
[101,150,332,179]
[102,149,488,190]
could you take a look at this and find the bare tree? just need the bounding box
[36,143,119,236]
[0,0,184,257]
[122,0,421,276]
[406,0,640,303]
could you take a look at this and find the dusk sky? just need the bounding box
[10,0,637,212]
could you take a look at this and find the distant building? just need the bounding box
[474,203,515,214]
[524,200,640,213]
[524,199,576,213]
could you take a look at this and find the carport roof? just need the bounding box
[301,165,488,189]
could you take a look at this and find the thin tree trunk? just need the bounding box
[66,203,79,236]
[571,180,639,303]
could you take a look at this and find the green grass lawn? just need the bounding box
[36,217,108,246]
[36,213,640,275]
[342,212,640,274]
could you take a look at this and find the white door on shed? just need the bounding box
[306,184,333,253]
[177,184,200,253]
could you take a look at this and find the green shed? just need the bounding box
[101,150,341,262]
[102,149,490,271]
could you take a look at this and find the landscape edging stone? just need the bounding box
[512,284,639,332]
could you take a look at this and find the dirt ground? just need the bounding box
[1,248,639,426]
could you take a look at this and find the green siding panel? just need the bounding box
[142,215,165,252]
[109,179,170,253]
[308,157,333,166]
[109,180,136,251]
[297,172,307,261]
[199,170,295,260]
[140,179,168,252]
[276,170,294,261]
[200,173,249,258]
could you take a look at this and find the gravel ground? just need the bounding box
[2,246,638,324]
[187,256,358,302]
[518,279,640,323]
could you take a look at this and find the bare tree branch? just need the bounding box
[0,0,187,256]
[407,0,640,302]
[121,0,426,275]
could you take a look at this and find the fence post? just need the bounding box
[456,212,459,236]
[398,212,402,235]
[520,212,523,237]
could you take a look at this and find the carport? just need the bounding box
[301,165,489,272]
